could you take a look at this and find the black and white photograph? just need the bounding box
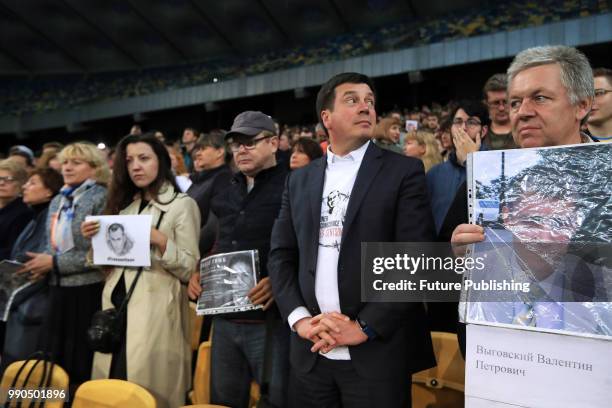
[196,250,262,315]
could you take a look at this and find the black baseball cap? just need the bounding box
[225,111,276,140]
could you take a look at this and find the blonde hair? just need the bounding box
[58,142,110,186]
[404,131,443,172]
[0,159,28,186]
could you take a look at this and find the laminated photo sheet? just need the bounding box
[462,143,612,339]
[196,249,262,315]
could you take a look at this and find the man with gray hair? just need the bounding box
[505,45,594,148]
[454,44,595,250]
[451,46,599,352]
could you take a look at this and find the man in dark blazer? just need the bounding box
[268,72,436,407]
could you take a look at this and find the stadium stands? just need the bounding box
[0,0,607,117]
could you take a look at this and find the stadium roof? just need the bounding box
[0,0,480,75]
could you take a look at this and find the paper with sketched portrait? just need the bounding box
[87,215,152,267]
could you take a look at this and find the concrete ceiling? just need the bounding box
[0,0,480,75]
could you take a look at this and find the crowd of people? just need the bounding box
[0,45,610,407]
[1,0,606,117]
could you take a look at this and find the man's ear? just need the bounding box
[321,110,331,132]
[575,97,592,123]
[269,136,279,153]
[481,125,488,139]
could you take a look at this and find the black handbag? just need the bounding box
[86,266,143,353]
[87,209,166,354]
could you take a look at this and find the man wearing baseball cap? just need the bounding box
[190,111,290,408]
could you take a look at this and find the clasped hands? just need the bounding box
[295,312,368,354]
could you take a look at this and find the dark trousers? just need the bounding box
[291,356,412,408]
[42,282,103,389]
[210,317,290,408]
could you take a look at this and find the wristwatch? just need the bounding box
[356,317,377,340]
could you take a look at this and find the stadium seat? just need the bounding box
[191,341,212,404]
[181,405,229,408]
[190,338,260,406]
[412,331,465,408]
[1,359,69,408]
[72,379,156,408]
[190,302,204,351]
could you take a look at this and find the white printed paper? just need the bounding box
[87,215,152,267]
[466,324,611,408]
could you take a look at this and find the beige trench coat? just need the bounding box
[92,185,200,408]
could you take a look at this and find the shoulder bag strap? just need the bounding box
[116,209,166,315]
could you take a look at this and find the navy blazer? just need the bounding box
[269,142,436,380]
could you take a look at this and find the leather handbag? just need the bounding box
[86,265,143,353]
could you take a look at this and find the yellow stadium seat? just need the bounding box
[189,301,205,351]
[190,337,260,407]
[181,405,229,408]
[249,381,260,407]
[1,359,69,408]
[192,341,212,404]
[72,379,156,408]
[412,331,465,408]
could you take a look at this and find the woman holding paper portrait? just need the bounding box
[82,133,200,408]
[21,142,109,389]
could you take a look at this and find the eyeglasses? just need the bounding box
[487,100,509,108]
[452,118,482,128]
[0,176,17,184]
[228,135,273,152]
[594,89,612,98]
